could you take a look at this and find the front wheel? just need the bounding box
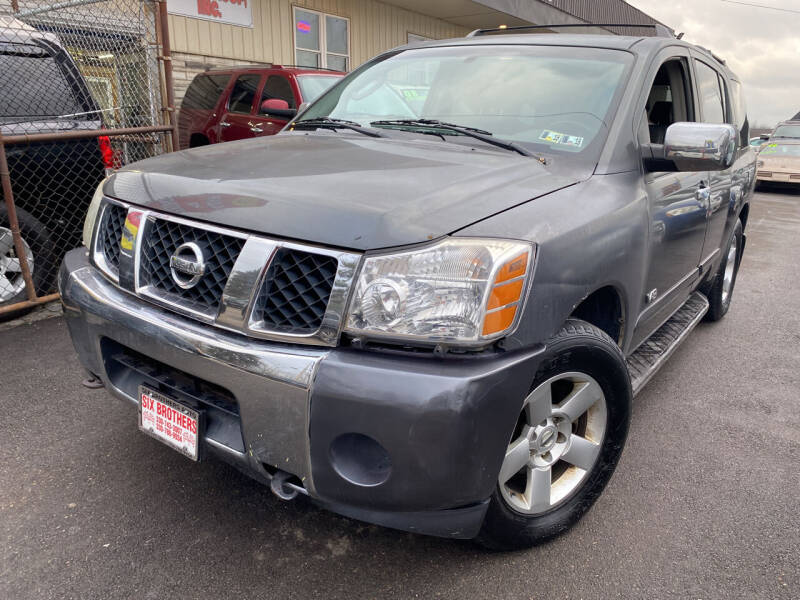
[476,319,632,550]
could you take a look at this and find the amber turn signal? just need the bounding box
[481,251,530,336]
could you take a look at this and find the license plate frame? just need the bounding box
[138,385,201,461]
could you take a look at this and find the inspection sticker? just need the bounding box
[539,130,584,148]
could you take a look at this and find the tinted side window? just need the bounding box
[261,75,296,109]
[641,58,694,145]
[694,60,725,124]
[228,75,261,114]
[182,74,230,110]
[0,44,83,120]
[729,79,749,147]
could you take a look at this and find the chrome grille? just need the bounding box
[252,248,338,333]
[98,203,128,277]
[95,202,360,346]
[139,218,245,314]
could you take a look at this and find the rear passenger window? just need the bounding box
[181,74,229,110]
[1,44,84,119]
[228,75,261,114]
[729,79,749,148]
[694,60,725,124]
[261,76,296,109]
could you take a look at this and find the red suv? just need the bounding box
[177,65,344,149]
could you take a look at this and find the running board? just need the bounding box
[627,292,709,396]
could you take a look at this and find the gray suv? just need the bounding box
[60,29,755,549]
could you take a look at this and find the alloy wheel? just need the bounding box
[499,371,608,515]
[0,226,34,303]
[721,235,738,305]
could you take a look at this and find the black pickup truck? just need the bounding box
[1,18,106,315]
[61,28,754,549]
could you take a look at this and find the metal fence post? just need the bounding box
[0,132,37,302]
[156,0,179,153]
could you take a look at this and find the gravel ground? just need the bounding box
[1,189,798,599]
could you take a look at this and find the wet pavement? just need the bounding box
[1,189,798,599]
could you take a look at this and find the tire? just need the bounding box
[0,205,54,321]
[189,134,210,148]
[703,218,743,322]
[475,319,632,551]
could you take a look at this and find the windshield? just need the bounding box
[760,143,800,157]
[297,45,632,160]
[0,42,84,123]
[772,124,800,139]
[297,75,343,103]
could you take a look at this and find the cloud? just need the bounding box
[626,0,800,126]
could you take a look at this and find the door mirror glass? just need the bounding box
[260,98,296,118]
[663,122,737,171]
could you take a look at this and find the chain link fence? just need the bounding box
[0,0,175,317]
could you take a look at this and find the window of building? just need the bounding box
[228,74,260,114]
[261,75,296,109]
[294,7,349,71]
[694,60,725,124]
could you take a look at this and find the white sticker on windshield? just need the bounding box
[539,130,584,148]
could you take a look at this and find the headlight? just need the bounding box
[82,178,107,248]
[345,238,533,344]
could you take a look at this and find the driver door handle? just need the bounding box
[220,121,231,128]
[696,182,710,207]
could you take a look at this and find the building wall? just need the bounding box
[168,0,469,103]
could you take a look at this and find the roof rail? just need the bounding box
[467,23,674,38]
[204,63,345,73]
[694,45,727,65]
[206,63,273,71]
[277,65,346,72]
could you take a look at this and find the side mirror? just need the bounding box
[260,98,297,119]
[664,122,737,171]
[644,122,737,172]
[760,134,769,140]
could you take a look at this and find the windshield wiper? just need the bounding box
[292,117,384,138]
[370,119,544,161]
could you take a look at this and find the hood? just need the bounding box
[105,132,582,251]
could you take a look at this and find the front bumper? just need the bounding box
[59,248,543,538]
[756,170,800,183]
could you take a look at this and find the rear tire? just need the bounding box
[475,319,632,551]
[189,134,210,148]
[0,205,54,321]
[704,218,743,322]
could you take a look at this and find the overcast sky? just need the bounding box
[626,0,800,127]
